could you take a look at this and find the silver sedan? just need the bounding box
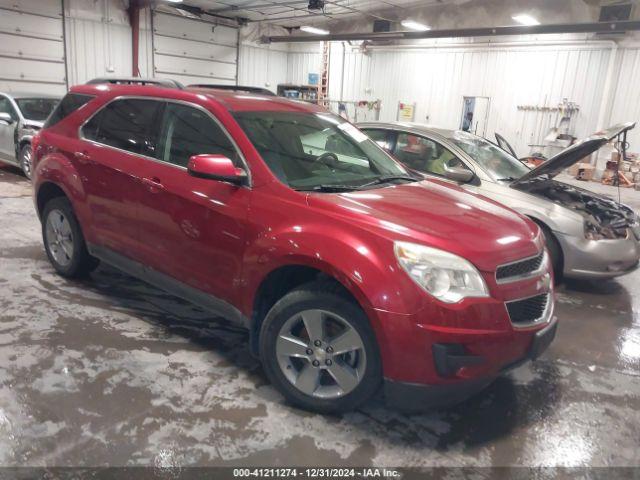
[358,121,639,280]
[0,92,60,179]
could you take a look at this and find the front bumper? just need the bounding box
[557,231,640,279]
[384,317,558,411]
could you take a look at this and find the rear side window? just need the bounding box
[44,93,93,128]
[157,103,238,168]
[82,99,163,157]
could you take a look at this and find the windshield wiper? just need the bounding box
[359,175,419,188]
[295,184,362,192]
[496,176,517,182]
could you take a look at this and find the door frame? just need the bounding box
[460,96,491,137]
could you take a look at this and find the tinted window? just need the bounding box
[16,98,59,122]
[0,97,18,121]
[362,128,392,152]
[83,99,162,157]
[158,103,237,168]
[44,93,93,128]
[393,132,470,177]
[234,111,409,190]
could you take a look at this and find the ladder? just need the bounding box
[318,41,329,106]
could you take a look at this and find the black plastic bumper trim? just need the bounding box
[384,317,558,412]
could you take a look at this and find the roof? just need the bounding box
[358,121,457,139]
[68,83,326,114]
[1,92,61,100]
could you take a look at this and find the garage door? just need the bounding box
[0,0,66,94]
[152,9,238,87]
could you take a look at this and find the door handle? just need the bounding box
[142,177,164,192]
[74,151,92,164]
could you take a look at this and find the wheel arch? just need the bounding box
[36,182,69,219]
[526,214,565,275]
[247,260,375,357]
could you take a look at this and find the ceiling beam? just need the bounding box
[266,20,640,42]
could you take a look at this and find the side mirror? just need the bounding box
[187,154,248,186]
[0,112,14,125]
[443,163,474,183]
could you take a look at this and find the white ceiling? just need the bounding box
[173,0,451,27]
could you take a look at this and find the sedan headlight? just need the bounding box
[584,219,624,240]
[394,241,489,303]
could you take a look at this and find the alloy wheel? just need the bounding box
[45,209,74,267]
[20,145,32,179]
[276,309,367,399]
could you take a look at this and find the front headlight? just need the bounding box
[394,241,489,303]
[584,219,623,240]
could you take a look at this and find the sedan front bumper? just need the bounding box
[557,230,640,279]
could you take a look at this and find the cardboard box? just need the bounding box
[576,164,595,181]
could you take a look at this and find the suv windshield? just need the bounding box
[448,131,530,181]
[234,111,412,190]
[16,98,60,122]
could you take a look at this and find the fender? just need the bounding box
[240,220,428,320]
[513,204,583,237]
[34,134,93,239]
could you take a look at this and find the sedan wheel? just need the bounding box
[19,144,33,180]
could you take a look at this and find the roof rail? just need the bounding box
[188,84,276,96]
[86,77,184,89]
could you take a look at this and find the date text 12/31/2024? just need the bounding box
[233,468,401,478]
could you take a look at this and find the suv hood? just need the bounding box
[511,122,636,185]
[307,179,542,272]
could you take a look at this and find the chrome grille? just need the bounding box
[496,252,545,283]
[506,293,549,326]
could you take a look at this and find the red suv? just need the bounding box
[32,79,557,412]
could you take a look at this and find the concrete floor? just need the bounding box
[0,164,639,468]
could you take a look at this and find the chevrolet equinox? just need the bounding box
[32,79,557,412]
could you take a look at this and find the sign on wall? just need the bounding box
[397,102,416,122]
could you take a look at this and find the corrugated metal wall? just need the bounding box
[237,42,321,91]
[286,44,323,86]
[328,43,620,155]
[609,48,640,150]
[64,0,131,87]
[237,44,288,93]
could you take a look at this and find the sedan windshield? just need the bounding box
[234,111,413,190]
[16,98,60,122]
[448,131,530,181]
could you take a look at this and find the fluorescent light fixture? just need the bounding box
[512,14,540,26]
[165,0,183,3]
[401,20,431,31]
[300,26,330,35]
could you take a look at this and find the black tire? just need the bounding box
[42,196,99,278]
[259,281,382,413]
[19,143,33,180]
[539,223,563,282]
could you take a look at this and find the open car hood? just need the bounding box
[511,122,636,186]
